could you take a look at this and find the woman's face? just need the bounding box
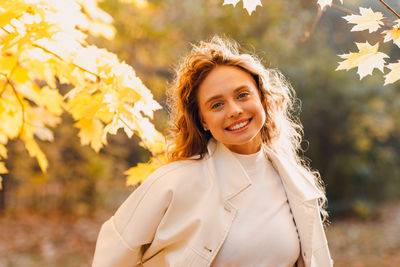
[196,65,266,154]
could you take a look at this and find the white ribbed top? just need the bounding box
[211,147,300,267]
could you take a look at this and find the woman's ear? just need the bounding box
[201,118,208,131]
[198,110,208,131]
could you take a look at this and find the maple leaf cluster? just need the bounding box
[225,0,400,85]
[0,0,164,188]
[334,5,400,84]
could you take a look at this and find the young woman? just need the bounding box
[92,37,333,267]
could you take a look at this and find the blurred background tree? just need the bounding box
[2,0,400,220]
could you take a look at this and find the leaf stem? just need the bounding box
[378,35,385,46]
[330,4,356,15]
[0,61,18,97]
[378,0,400,19]
[8,80,25,138]
[0,26,10,34]
[0,73,8,97]
[32,44,101,82]
[1,26,101,82]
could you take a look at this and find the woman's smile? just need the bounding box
[225,118,252,132]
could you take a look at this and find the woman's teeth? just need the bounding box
[228,120,249,131]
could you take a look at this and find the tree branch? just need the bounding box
[301,3,358,42]
[378,0,400,19]
[301,6,323,42]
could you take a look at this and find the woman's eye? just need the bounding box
[211,102,223,109]
[238,92,249,99]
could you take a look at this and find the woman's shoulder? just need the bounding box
[140,157,208,190]
[115,158,208,218]
[152,157,204,177]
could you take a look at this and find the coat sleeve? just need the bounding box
[92,168,174,267]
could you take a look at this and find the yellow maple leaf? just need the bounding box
[22,48,57,87]
[336,41,388,79]
[84,20,115,40]
[74,0,115,39]
[37,86,64,116]
[125,155,166,186]
[0,162,7,174]
[120,0,149,9]
[383,20,400,48]
[23,136,48,172]
[67,92,103,120]
[223,0,262,15]
[75,118,105,152]
[0,144,7,159]
[384,60,400,85]
[0,56,17,74]
[317,0,332,9]
[103,87,141,114]
[140,132,166,155]
[12,66,30,85]
[343,7,384,33]
[73,46,101,75]
[54,60,86,86]
[0,96,25,138]
[131,113,160,143]
[26,106,61,141]
[0,161,7,190]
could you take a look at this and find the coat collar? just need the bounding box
[206,139,323,203]
[206,139,252,201]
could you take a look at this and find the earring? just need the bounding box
[203,125,208,131]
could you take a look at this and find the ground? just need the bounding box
[327,201,400,267]
[0,202,399,267]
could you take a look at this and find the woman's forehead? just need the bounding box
[197,65,257,101]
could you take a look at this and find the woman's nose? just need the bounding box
[227,102,243,117]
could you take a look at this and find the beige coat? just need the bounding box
[92,140,333,267]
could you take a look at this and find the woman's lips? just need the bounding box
[226,118,252,131]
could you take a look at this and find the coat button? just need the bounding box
[224,205,231,212]
[303,251,306,257]
[204,246,212,252]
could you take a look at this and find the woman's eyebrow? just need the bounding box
[204,85,249,105]
[205,94,223,105]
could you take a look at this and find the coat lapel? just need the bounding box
[265,148,324,266]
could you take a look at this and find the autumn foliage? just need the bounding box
[228,1,400,84]
[0,0,165,188]
[319,1,400,84]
